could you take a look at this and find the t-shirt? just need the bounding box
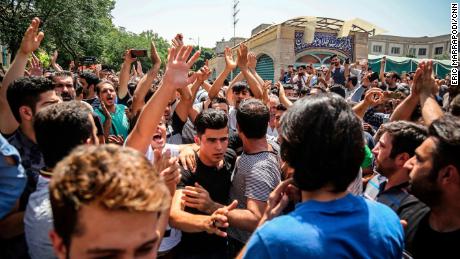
[145,143,181,252]
[331,65,346,86]
[406,212,460,259]
[228,147,282,243]
[24,175,55,259]
[94,104,130,139]
[0,134,26,219]
[83,97,101,111]
[229,106,237,132]
[243,194,404,259]
[166,112,186,145]
[176,148,237,254]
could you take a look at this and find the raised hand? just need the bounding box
[414,60,436,96]
[150,40,162,70]
[172,33,184,48]
[263,80,272,92]
[247,52,257,69]
[224,47,237,71]
[163,45,201,89]
[19,17,44,55]
[196,65,211,83]
[28,53,43,77]
[363,88,385,107]
[51,50,63,72]
[124,49,137,64]
[237,43,248,69]
[154,149,181,195]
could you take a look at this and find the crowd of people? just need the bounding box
[0,17,459,259]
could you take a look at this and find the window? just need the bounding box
[409,48,416,56]
[418,48,427,56]
[435,47,443,55]
[391,47,400,55]
[373,45,382,53]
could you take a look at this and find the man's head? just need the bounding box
[373,121,427,178]
[78,72,100,96]
[330,55,340,67]
[194,109,229,166]
[49,144,170,259]
[96,81,116,108]
[151,116,167,150]
[236,98,269,140]
[7,77,61,124]
[34,101,98,169]
[297,65,306,75]
[231,82,252,108]
[52,71,75,101]
[287,65,294,73]
[279,94,364,192]
[208,96,229,115]
[385,72,400,86]
[306,64,313,75]
[274,103,287,131]
[404,115,460,208]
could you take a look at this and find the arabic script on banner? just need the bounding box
[295,31,354,59]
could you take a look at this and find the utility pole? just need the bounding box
[232,0,239,79]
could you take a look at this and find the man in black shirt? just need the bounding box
[403,115,460,258]
[170,109,237,259]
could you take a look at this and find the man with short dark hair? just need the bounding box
[52,71,75,101]
[49,144,171,259]
[227,98,281,257]
[403,115,460,258]
[24,101,98,259]
[170,109,238,258]
[228,82,252,131]
[78,71,101,109]
[326,54,348,86]
[242,94,403,258]
[364,121,428,217]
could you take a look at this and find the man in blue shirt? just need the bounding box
[242,94,404,259]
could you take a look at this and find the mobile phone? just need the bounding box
[368,72,379,82]
[386,91,403,99]
[80,56,97,64]
[130,49,148,58]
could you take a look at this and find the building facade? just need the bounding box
[368,34,450,59]
[208,17,381,81]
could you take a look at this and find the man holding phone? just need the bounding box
[325,54,349,86]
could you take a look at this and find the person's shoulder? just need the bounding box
[364,197,402,225]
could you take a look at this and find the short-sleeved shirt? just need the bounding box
[0,134,26,219]
[243,194,404,259]
[24,175,55,259]
[94,104,130,139]
[144,143,182,253]
[83,97,101,111]
[7,129,44,210]
[228,146,282,243]
[176,148,237,254]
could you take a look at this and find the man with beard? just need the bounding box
[94,80,130,141]
[364,121,428,215]
[78,72,101,110]
[51,71,75,101]
[403,115,460,258]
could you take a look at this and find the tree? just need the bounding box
[0,0,115,64]
[190,46,215,71]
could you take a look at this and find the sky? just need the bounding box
[112,0,454,48]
